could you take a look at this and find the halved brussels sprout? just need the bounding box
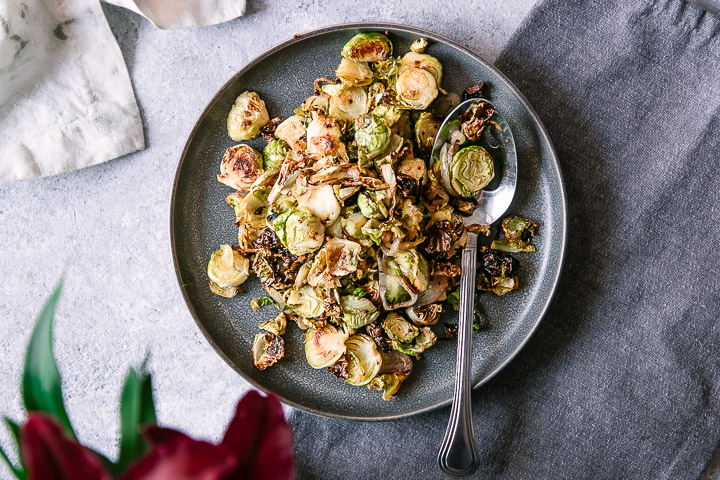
[306,115,343,156]
[368,372,411,401]
[341,32,392,63]
[495,215,538,252]
[395,67,438,110]
[355,114,391,160]
[383,312,419,343]
[391,326,437,356]
[450,145,494,198]
[263,140,288,170]
[342,212,368,239]
[405,304,442,326]
[305,324,349,369]
[226,188,269,230]
[344,334,382,386]
[414,112,440,151]
[207,245,250,290]
[336,57,374,86]
[371,105,403,128]
[272,207,325,255]
[387,249,430,292]
[259,312,287,335]
[286,285,325,319]
[325,238,362,276]
[401,52,442,85]
[383,273,413,308]
[274,115,307,152]
[295,184,341,224]
[252,332,284,370]
[340,295,379,329]
[323,84,369,120]
[357,190,389,219]
[227,91,270,141]
[217,144,264,192]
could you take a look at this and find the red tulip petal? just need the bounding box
[120,434,237,480]
[221,391,294,480]
[140,426,190,447]
[20,413,111,480]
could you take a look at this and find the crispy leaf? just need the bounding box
[20,413,110,480]
[221,391,294,480]
[114,367,157,474]
[119,429,237,480]
[21,280,75,439]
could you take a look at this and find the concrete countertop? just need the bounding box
[0,0,536,472]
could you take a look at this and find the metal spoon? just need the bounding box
[434,98,517,478]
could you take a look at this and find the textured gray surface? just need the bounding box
[172,24,565,420]
[0,0,534,474]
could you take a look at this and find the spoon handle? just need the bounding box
[438,232,480,478]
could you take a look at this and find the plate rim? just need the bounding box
[170,22,568,421]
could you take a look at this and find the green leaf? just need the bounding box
[21,280,75,439]
[114,366,156,474]
[0,418,25,479]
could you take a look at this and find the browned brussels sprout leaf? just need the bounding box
[252,333,285,370]
[368,372,411,401]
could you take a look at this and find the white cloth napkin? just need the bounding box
[0,0,245,183]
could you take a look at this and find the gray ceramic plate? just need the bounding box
[171,23,566,421]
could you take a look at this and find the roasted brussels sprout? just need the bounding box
[286,285,325,319]
[325,238,362,276]
[217,144,264,192]
[340,295,379,329]
[259,312,287,335]
[414,112,440,152]
[490,215,538,253]
[395,66,438,110]
[405,303,442,326]
[252,332,284,370]
[357,190,389,219]
[226,188,269,230]
[383,312,419,343]
[274,115,307,152]
[305,324,349,369]
[387,249,430,293]
[272,207,325,256]
[344,334,382,386]
[306,114,342,156]
[336,57,374,86]
[451,145,494,198]
[368,372,411,401]
[400,52,443,86]
[391,326,437,356]
[341,32,392,63]
[383,274,414,309]
[207,245,250,296]
[263,139,288,170]
[323,84,369,120]
[355,114,392,160]
[296,184,341,224]
[227,91,270,141]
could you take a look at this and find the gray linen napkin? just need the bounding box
[287,0,720,478]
